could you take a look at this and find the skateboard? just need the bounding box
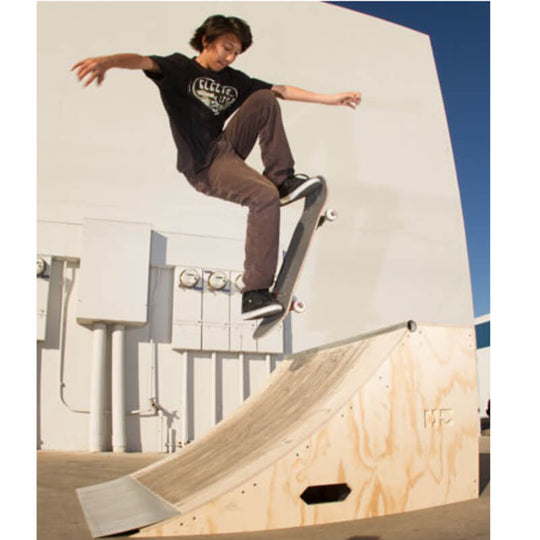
[253,176,336,339]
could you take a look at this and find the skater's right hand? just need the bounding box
[71,56,112,87]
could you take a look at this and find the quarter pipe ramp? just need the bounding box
[77,322,479,537]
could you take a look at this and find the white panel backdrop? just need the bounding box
[37,2,474,450]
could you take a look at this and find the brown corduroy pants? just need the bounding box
[188,90,295,292]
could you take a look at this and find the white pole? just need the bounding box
[167,427,173,453]
[89,323,108,452]
[158,409,165,452]
[266,354,272,377]
[238,353,245,403]
[112,324,127,453]
[181,351,189,445]
[211,352,217,427]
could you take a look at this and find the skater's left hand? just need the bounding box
[329,92,362,109]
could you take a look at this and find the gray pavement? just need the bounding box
[37,436,490,540]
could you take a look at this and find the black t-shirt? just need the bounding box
[144,53,273,177]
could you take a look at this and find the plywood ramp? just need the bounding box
[76,322,479,538]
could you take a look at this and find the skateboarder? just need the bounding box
[72,14,361,320]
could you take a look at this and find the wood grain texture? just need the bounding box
[133,325,407,506]
[132,324,478,537]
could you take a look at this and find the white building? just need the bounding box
[37,2,474,452]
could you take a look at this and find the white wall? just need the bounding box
[37,261,280,451]
[37,2,474,451]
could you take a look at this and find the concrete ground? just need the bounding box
[37,436,490,540]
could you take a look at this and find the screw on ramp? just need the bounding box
[77,321,479,538]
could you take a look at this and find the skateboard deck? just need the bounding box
[253,176,329,340]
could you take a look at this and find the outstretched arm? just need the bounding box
[271,85,361,109]
[71,53,160,87]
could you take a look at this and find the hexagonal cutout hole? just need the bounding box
[300,483,351,505]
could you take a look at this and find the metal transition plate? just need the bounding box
[76,475,179,538]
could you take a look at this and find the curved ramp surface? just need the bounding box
[77,322,479,537]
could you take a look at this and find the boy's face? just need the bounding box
[199,33,242,71]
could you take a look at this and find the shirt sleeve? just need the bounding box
[227,71,273,111]
[229,67,273,103]
[250,77,273,92]
[143,53,188,86]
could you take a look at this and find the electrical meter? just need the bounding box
[179,268,200,288]
[37,256,48,277]
[207,271,228,291]
[233,274,245,292]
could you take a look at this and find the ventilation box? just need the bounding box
[77,219,151,326]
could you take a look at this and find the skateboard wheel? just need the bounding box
[291,299,306,313]
[318,209,338,228]
[324,209,338,222]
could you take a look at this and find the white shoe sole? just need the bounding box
[280,177,321,206]
[242,303,283,321]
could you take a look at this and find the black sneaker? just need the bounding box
[242,289,283,320]
[278,174,322,206]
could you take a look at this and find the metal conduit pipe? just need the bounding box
[129,269,162,419]
[112,324,127,453]
[89,323,108,452]
[58,260,90,414]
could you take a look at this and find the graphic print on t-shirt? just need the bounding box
[191,77,239,116]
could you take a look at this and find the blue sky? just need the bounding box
[331,1,490,317]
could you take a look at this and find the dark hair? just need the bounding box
[189,15,253,53]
